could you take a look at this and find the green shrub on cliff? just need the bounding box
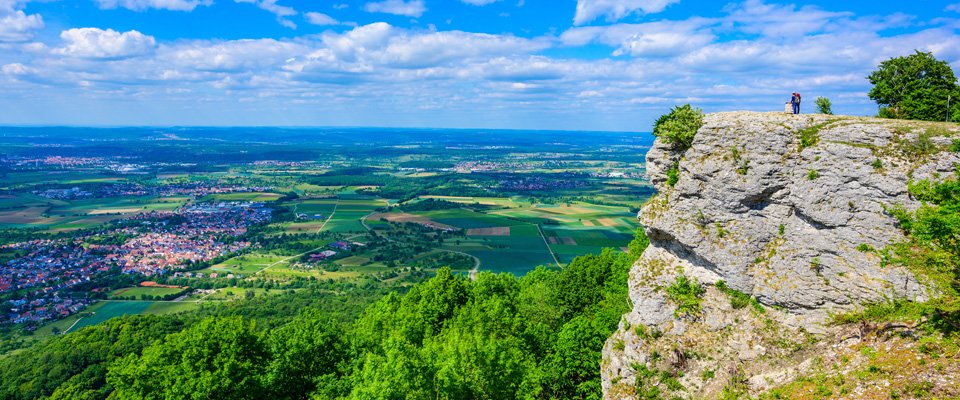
[845,168,960,330]
[665,274,705,317]
[653,104,704,151]
[815,97,833,115]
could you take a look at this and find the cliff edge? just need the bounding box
[602,111,960,398]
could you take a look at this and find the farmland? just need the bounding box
[0,126,654,337]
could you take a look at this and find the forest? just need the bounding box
[0,230,648,400]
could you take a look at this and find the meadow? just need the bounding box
[0,194,188,232]
[108,286,187,300]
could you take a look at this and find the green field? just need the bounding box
[378,198,640,273]
[0,195,189,232]
[196,253,293,276]
[322,197,386,233]
[202,287,295,301]
[37,300,202,336]
[108,286,187,300]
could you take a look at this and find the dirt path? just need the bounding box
[316,197,340,234]
[61,314,89,334]
[535,224,562,268]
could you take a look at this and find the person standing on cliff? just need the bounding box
[791,92,802,114]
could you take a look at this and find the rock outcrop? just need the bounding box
[602,111,960,399]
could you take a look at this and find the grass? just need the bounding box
[666,162,680,187]
[197,253,293,276]
[716,280,765,313]
[797,120,834,150]
[664,274,705,317]
[0,195,188,232]
[108,286,187,300]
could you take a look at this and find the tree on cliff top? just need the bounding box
[653,104,704,151]
[868,50,959,122]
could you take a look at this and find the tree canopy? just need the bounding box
[868,50,959,122]
[0,230,650,400]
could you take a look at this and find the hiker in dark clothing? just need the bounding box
[791,92,801,114]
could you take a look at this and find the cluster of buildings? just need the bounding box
[307,241,354,262]
[589,170,644,179]
[157,182,273,197]
[498,177,587,191]
[6,296,91,325]
[0,202,271,325]
[2,156,143,173]
[32,183,151,200]
[454,161,536,173]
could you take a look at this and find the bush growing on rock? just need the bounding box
[815,97,833,115]
[664,274,705,317]
[653,104,704,151]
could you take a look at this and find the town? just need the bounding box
[1,202,270,324]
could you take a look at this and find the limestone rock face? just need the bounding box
[602,111,960,399]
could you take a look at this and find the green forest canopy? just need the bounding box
[0,230,649,400]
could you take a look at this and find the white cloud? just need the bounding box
[947,3,960,12]
[0,9,43,42]
[236,0,298,28]
[1,62,31,74]
[163,38,306,72]
[364,0,425,18]
[574,0,681,25]
[562,19,715,57]
[304,12,339,26]
[94,0,212,11]
[56,28,156,58]
[302,23,548,70]
[3,0,959,130]
[461,0,501,5]
[722,0,853,37]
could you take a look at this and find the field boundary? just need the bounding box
[316,197,340,234]
[535,223,562,268]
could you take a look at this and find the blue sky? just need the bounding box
[0,0,958,131]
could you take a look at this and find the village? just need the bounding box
[0,202,271,325]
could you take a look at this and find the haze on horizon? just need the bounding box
[0,0,957,131]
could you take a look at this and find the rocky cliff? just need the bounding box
[602,111,960,399]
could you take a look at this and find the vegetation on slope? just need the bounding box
[653,104,704,151]
[0,230,649,400]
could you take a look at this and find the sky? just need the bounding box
[0,0,958,131]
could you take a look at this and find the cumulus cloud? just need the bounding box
[94,0,212,11]
[364,0,425,18]
[0,0,43,42]
[0,10,43,42]
[574,0,681,25]
[163,38,306,72]
[304,12,340,26]
[2,0,959,130]
[56,28,156,58]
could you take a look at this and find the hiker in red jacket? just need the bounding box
[791,92,801,114]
